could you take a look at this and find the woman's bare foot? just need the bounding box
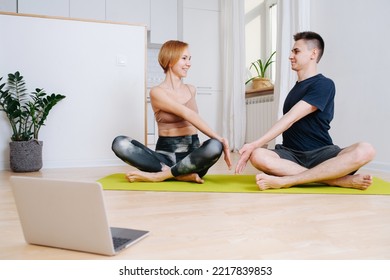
[175,173,204,184]
[126,170,170,182]
[125,170,204,184]
[255,173,373,191]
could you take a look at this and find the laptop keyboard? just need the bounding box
[113,237,132,249]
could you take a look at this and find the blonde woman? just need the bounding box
[112,40,231,183]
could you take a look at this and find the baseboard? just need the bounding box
[0,159,126,171]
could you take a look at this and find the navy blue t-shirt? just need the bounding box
[282,74,335,151]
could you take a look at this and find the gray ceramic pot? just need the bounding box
[9,140,43,172]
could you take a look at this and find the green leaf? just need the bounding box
[245,51,276,84]
[0,71,66,141]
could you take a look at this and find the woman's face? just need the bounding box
[170,47,191,78]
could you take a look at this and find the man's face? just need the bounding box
[289,39,316,72]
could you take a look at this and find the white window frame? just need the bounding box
[265,0,277,82]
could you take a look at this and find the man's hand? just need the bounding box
[235,143,256,174]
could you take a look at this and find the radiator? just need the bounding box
[245,94,275,143]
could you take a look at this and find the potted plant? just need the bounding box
[245,50,276,90]
[0,71,66,172]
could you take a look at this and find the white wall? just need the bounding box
[310,0,390,172]
[0,13,146,170]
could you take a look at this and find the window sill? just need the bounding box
[245,87,274,98]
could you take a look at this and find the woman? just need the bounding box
[112,40,231,183]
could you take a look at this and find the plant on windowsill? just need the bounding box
[245,51,276,90]
[0,71,66,172]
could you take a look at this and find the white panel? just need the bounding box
[183,0,219,11]
[106,0,150,27]
[0,13,146,169]
[150,0,177,44]
[183,8,221,90]
[18,0,70,17]
[0,0,16,12]
[69,0,105,20]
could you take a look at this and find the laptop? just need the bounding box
[10,176,149,256]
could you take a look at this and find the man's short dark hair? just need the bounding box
[294,31,325,62]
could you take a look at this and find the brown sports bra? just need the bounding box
[154,85,198,131]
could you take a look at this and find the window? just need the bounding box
[268,1,277,82]
[245,0,278,85]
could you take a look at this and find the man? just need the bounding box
[235,31,375,190]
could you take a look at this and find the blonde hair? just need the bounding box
[158,40,189,73]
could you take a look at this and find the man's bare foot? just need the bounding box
[255,173,373,191]
[324,174,373,190]
[255,173,288,190]
[176,173,204,184]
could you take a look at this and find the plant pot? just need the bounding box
[9,140,43,172]
[252,77,274,90]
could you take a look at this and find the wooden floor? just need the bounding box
[1,153,390,260]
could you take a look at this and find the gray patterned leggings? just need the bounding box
[111,134,223,178]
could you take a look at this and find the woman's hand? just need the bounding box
[220,138,232,170]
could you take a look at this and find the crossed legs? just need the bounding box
[112,136,223,183]
[125,165,206,184]
[250,142,376,190]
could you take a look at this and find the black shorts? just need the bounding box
[272,144,342,169]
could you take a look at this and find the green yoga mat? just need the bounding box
[98,174,390,195]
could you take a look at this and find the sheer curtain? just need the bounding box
[220,0,246,151]
[274,0,311,144]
